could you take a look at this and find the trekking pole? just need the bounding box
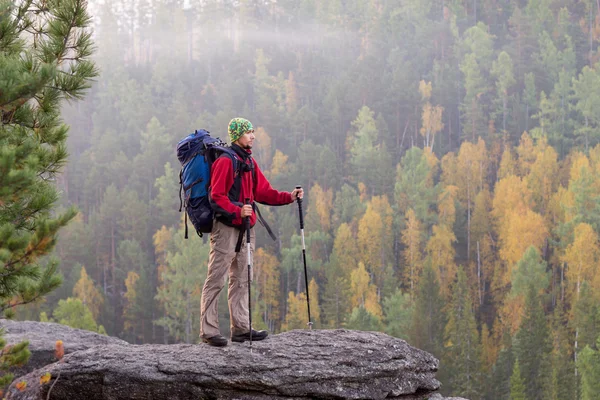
[245,198,253,352]
[295,186,313,329]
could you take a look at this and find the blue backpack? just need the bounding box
[177,129,238,239]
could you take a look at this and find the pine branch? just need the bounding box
[0,294,45,312]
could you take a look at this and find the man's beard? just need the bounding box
[241,143,253,150]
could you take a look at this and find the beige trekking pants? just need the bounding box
[200,220,255,338]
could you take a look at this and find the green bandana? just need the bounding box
[228,118,253,143]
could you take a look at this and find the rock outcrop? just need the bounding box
[1,321,469,399]
[0,319,128,378]
[5,328,444,399]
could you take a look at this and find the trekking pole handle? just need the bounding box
[245,198,251,237]
[295,186,304,230]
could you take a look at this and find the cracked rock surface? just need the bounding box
[5,328,444,399]
[0,319,127,379]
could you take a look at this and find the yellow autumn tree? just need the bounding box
[440,152,458,188]
[526,138,559,215]
[254,248,280,330]
[458,138,489,195]
[515,132,537,176]
[306,183,333,233]
[497,209,548,286]
[438,185,459,227]
[569,151,590,182]
[563,223,600,301]
[72,266,104,320]
[364,195,394,279]
[497,145,517,180]
[282,291,306,331]
[332,223,360,276]
[423,148,440,188]
[370,195,394,229]
[350,262,382,318]
[401,209,423,296]
[324,224,357,327]
[357,203,387,290]
[282,282,318,331]
[308,278,321,326]
[419,80,444,149]
[491,175,532,234]
[456,138,489,258]
[425,224,457,297]
[269,150,290,179]
[123,271,140,333]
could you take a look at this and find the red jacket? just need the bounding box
[209,147,293,227]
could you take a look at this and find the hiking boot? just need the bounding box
[201,334,228,347]
[231,329,268,343]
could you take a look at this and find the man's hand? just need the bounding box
[241,204,253,218]
[291,188,304,200]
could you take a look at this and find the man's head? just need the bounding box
[228,117,255,149]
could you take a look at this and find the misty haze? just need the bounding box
[2,0,600,399]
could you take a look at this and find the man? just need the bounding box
[200,117,303,347]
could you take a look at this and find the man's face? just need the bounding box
[236,130,255,149]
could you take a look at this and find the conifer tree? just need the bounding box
[1,0,97,312]
[346,306,383,332]
[322,254,351,328]
[487,333,515,400]
[578,336,600,400]
[443,266,482,398]
[571,282,600,359]
[383,289,413,340]
[395,147,437,226]
[549,300,577,400]
[410,264,445,358]
[514,285,551,400]
[0,0,96,385]
[509,359,527,400]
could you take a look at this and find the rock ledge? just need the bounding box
[5,328,443,399]
[0,319,127,378]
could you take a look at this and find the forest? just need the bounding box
[3,0,600,398]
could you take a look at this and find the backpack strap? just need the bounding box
[178,169,184,213]
[179,169,190,239]
[184,209,189,239]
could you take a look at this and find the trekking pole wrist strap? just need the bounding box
[253,203,277,241]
